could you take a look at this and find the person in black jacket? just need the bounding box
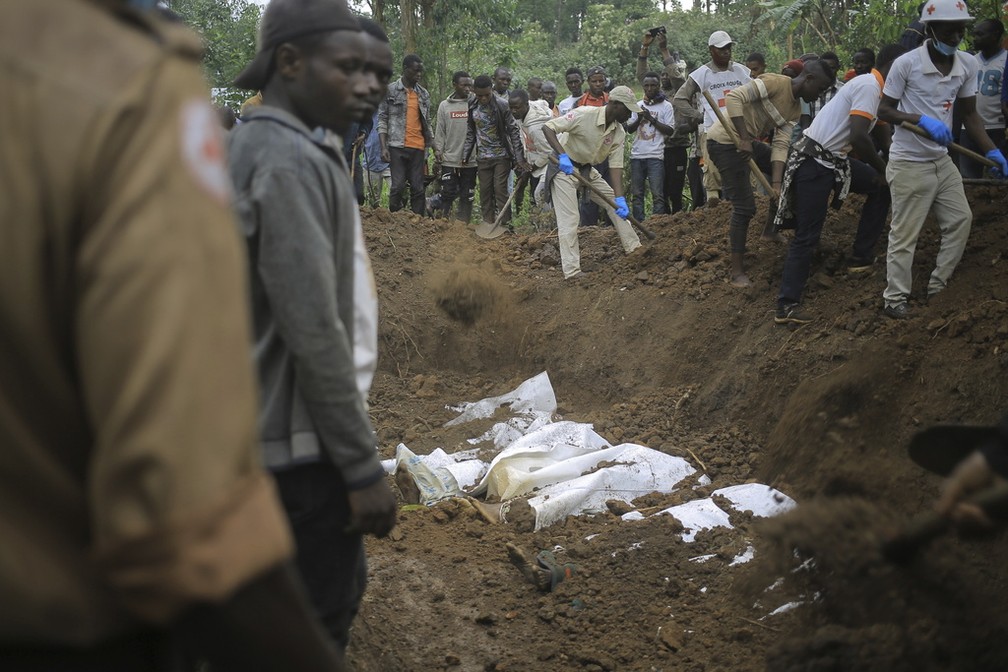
[462,74,530,227]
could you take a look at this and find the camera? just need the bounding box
[648,26,666,37]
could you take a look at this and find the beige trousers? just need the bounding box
[884,155,972,307]
[699,129,722,198]
[551,169,641,278]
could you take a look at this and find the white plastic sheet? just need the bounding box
[444,371,556,427]
[622,484,796,542]
[388,371,797,537]
[524,444,696,530]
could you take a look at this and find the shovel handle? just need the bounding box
[548,156,657,240]
[701,90,776,197]
[881,481,1008,564]
[899,121,997,167]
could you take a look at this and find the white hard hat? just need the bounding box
[920,0,974,23]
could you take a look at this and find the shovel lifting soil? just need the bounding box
[474,173,529,240]
[880,423,1007,564]
[880,481,1008,564]
[907,424,1000,477]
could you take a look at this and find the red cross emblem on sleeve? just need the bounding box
[926,4,936,13]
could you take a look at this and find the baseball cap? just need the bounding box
[586,65,607,78]
[783,59,804,74]
[608,86,642,114]
[708,30,734,48]
[234,0,360,90]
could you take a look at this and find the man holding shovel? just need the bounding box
[878,0,1008,319]
[542,87,644,280]
[772,44,908,325]
[706,61,833,287]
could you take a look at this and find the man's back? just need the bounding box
[0,0,291,646]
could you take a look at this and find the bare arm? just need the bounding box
[636,32,653,83]
[877,93,919,126]
[849,115,887,177]
[542,125,566,156]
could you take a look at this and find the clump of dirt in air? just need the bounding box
[433,265,507,324]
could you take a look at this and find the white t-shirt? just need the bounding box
[558,95,579,115]
[688,62,752,130]
[351,207,378,400]
[804,70,884,164]
[884,41,979,162]
[628,99,675,159]
[972,49,1007,129]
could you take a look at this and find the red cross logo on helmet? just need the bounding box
[955,1,964,9]
[927,4,936,13]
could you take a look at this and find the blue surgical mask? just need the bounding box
[932,38,959,56]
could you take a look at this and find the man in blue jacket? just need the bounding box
[378,54,433,214]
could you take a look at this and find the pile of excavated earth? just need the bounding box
[347,186,1008,672]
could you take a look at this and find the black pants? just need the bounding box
[388,146,426,214]
[707,139,772,253]
[687,155,705,209]
[438,165,477,223]
[579,160,610,226]
[664,146,688,213]
[778,157,891,305]
[1,632,178,672]
[958,127,1005,179]
[274,462,366,652]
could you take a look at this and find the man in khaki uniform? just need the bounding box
[0,1,344,670]
[543,86,643,279]
[706,62,831,286]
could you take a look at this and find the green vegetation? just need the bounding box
[171,0,1005,110]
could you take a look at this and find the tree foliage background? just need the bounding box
[171,0,1006,109]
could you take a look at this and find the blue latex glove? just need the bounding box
[986,149,1008,179]
[557,153,575,175]
[614,196,629,219]
[917,115,952,146]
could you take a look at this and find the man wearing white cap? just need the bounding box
[542,86,643,280]
[672,30,752,200]
[878,0,1008,319]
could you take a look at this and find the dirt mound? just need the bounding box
[350,187,1008,671]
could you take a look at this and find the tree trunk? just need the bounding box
[555,0,563,48]
[420,0,435,29]
[402,0,416,54]
[371,0,385,27]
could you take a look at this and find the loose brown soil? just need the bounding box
[348,187,1008,672]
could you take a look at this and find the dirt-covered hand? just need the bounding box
[937,450,1000,527]
[346,479,397,537]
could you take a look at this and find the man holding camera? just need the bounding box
[672,31,753,201]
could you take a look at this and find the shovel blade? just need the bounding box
[908,425,999,476]
[474,220,507,239]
